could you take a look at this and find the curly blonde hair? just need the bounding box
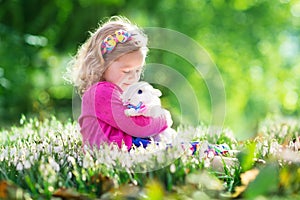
[69,16,148,96]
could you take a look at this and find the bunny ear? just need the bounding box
[152,88,162,97]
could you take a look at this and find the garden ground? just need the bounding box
[0,116,300,199]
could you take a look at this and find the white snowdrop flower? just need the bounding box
[83,152,94,169]
[23,160,31,169]
[58,181,63,188]
[121,144,128,152]
[13,156,18,167]
[30,144,36,152]
[156,151,165,164]
[25,149,30,157]
[18,148,26,157]
[83,144,90,152]
[16,162,23,171]
[132,146,144,155]
[37,144,44,152]
[270,140,281,155]
[261,140,269,157]
[2,147,8,156]
[132,179,138,185]
[29,155,34,163]
[82,173,87,181]
[10,147,17,157]
[47,145,52,154]
[34,120,39,128]
[48,157,60,172]
[170,163,176,173]
[10,134,18,142]
[204,158,211,168]
[279,125,288,138]
[108,149,118,161]
[230,168,236,176]
[95,158,103,165]
[34,152,39,160]
[256,142,262,152]
[68,171,72,179]
[134,155,144,164]
[68,139,72,148]
[40,156,45,163]
[121,154,132,168]
[44,169,56,184]
[57,152,63,159]
[0,148,7,162]
[104,158,113,168]
[54,146,63,153]
[181,154,188,164]
[73,152,78,159]
[191,157,199,165]
[262,148,268,157]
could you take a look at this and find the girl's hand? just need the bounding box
[124,108,143,116]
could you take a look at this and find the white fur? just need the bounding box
[121,81,177,142]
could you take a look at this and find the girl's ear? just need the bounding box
[151,89,162,97]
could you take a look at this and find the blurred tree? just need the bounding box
[125,0,300,138]
[0,0,125,126]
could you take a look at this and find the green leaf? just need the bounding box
[244,163,279,198]
[144,180,164,200]
[237,142,256,172]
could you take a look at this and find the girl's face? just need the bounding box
[103,50,145,91]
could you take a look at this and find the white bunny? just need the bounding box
[121,81,176,142]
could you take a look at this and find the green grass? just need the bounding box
[0,115,300,199]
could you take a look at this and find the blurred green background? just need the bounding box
[0,0,299,139]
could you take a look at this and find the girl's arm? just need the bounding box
[94,82,168,138]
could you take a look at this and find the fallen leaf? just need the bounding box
[0,180,8,199]
[53,187,90,199]
[112,184,142,199]
[89,173,115,195]
[240,168,260,186]
[0,180,29,199]
[222,185,246,198]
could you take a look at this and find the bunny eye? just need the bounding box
[137,89,143,94]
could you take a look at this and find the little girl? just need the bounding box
[70,16,168,150]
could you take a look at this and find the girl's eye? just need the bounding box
[138,89,143,94]
[123,70,130,73]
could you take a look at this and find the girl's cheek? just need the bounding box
[122,74,129,81]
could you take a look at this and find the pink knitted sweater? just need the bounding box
[79,81,168,150]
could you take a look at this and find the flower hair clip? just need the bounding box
[101,29,132,55]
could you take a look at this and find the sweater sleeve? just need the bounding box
[94,82,168,138]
